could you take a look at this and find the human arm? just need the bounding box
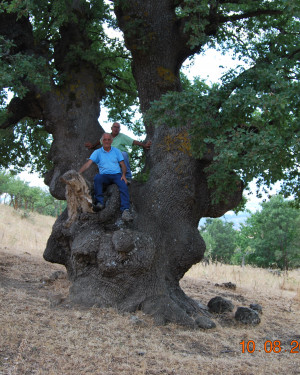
[119,160,128,184]
[133,140,152,149]
[79,159,93,174]
[84,140,101,150]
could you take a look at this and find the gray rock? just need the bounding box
[235,307,261,325]
[208,296,234,313]
[112,229,135,253]
[222,282,236,290]
[250,303,263,314]
[215,282,236,290]
[195,316,216,329]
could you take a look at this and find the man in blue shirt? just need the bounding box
[85,122,152,181]
[79,133,131,219]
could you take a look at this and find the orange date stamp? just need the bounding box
[240,340,300,353]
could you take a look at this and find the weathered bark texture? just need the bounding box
[43,66,104,199]
[44,124,241,328]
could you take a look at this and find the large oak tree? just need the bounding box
[1,0,299,328]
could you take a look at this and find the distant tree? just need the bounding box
[200,230,215,260]
[0,171,12,201]
[200,218,237,263]
[231,224,255,267]
[241,195,300,270]
[6,177,27,209]
[0,170,66,216]
[34,192,66,216]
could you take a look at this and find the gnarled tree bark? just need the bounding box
[44,0,242,328]
[1,0,244,328]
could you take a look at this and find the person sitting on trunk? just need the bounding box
[85,122,152,181]
[79,132,131,221]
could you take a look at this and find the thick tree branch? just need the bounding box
[0,10,34,55]
[287,48,300,61]
[176,3,283,59]
[218,9,283,23]
[0,94,43,129]
[215,66,260,108]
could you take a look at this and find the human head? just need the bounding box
[111,122,121,136]
[101,133,113,150]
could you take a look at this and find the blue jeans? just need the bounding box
[122,151,132,180]
[94,173,130,212]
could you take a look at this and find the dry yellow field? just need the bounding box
[0,204,299,375]
[0,204,55,257]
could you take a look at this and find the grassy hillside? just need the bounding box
[0,204,55,257]
[0,204,300,374]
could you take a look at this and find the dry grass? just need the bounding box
[0,204,55,257]
[1,204,300,375]
[186,262,300,296]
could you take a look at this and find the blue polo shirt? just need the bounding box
[90,147,124,174]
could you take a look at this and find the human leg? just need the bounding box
[111,173,130,211]
[93,174,110,205]
[121,151,132,180]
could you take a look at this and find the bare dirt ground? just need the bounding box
[0,206,300,374]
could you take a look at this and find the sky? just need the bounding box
[182,48,238,84]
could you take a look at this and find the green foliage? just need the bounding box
[0,120,52,176]
[0,0,128,91]
[200,195,300,269]
[200,218,237,263]
[200,230,215,259]
[127,144,145,177]
[133,167,150,183]
[240,195,300,270]
[0,0,138,174]
[0,170,66,216]
[146,1,300,205]
[1,0,299,201]
[231,219,255,266]
[101,59,140,132]
[0,47,50,99]
[176,0,211,49]
[176,0,291,52]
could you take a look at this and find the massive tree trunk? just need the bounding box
[44,0,242,328]
[43,66,104,199]
[0,0,243,328]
